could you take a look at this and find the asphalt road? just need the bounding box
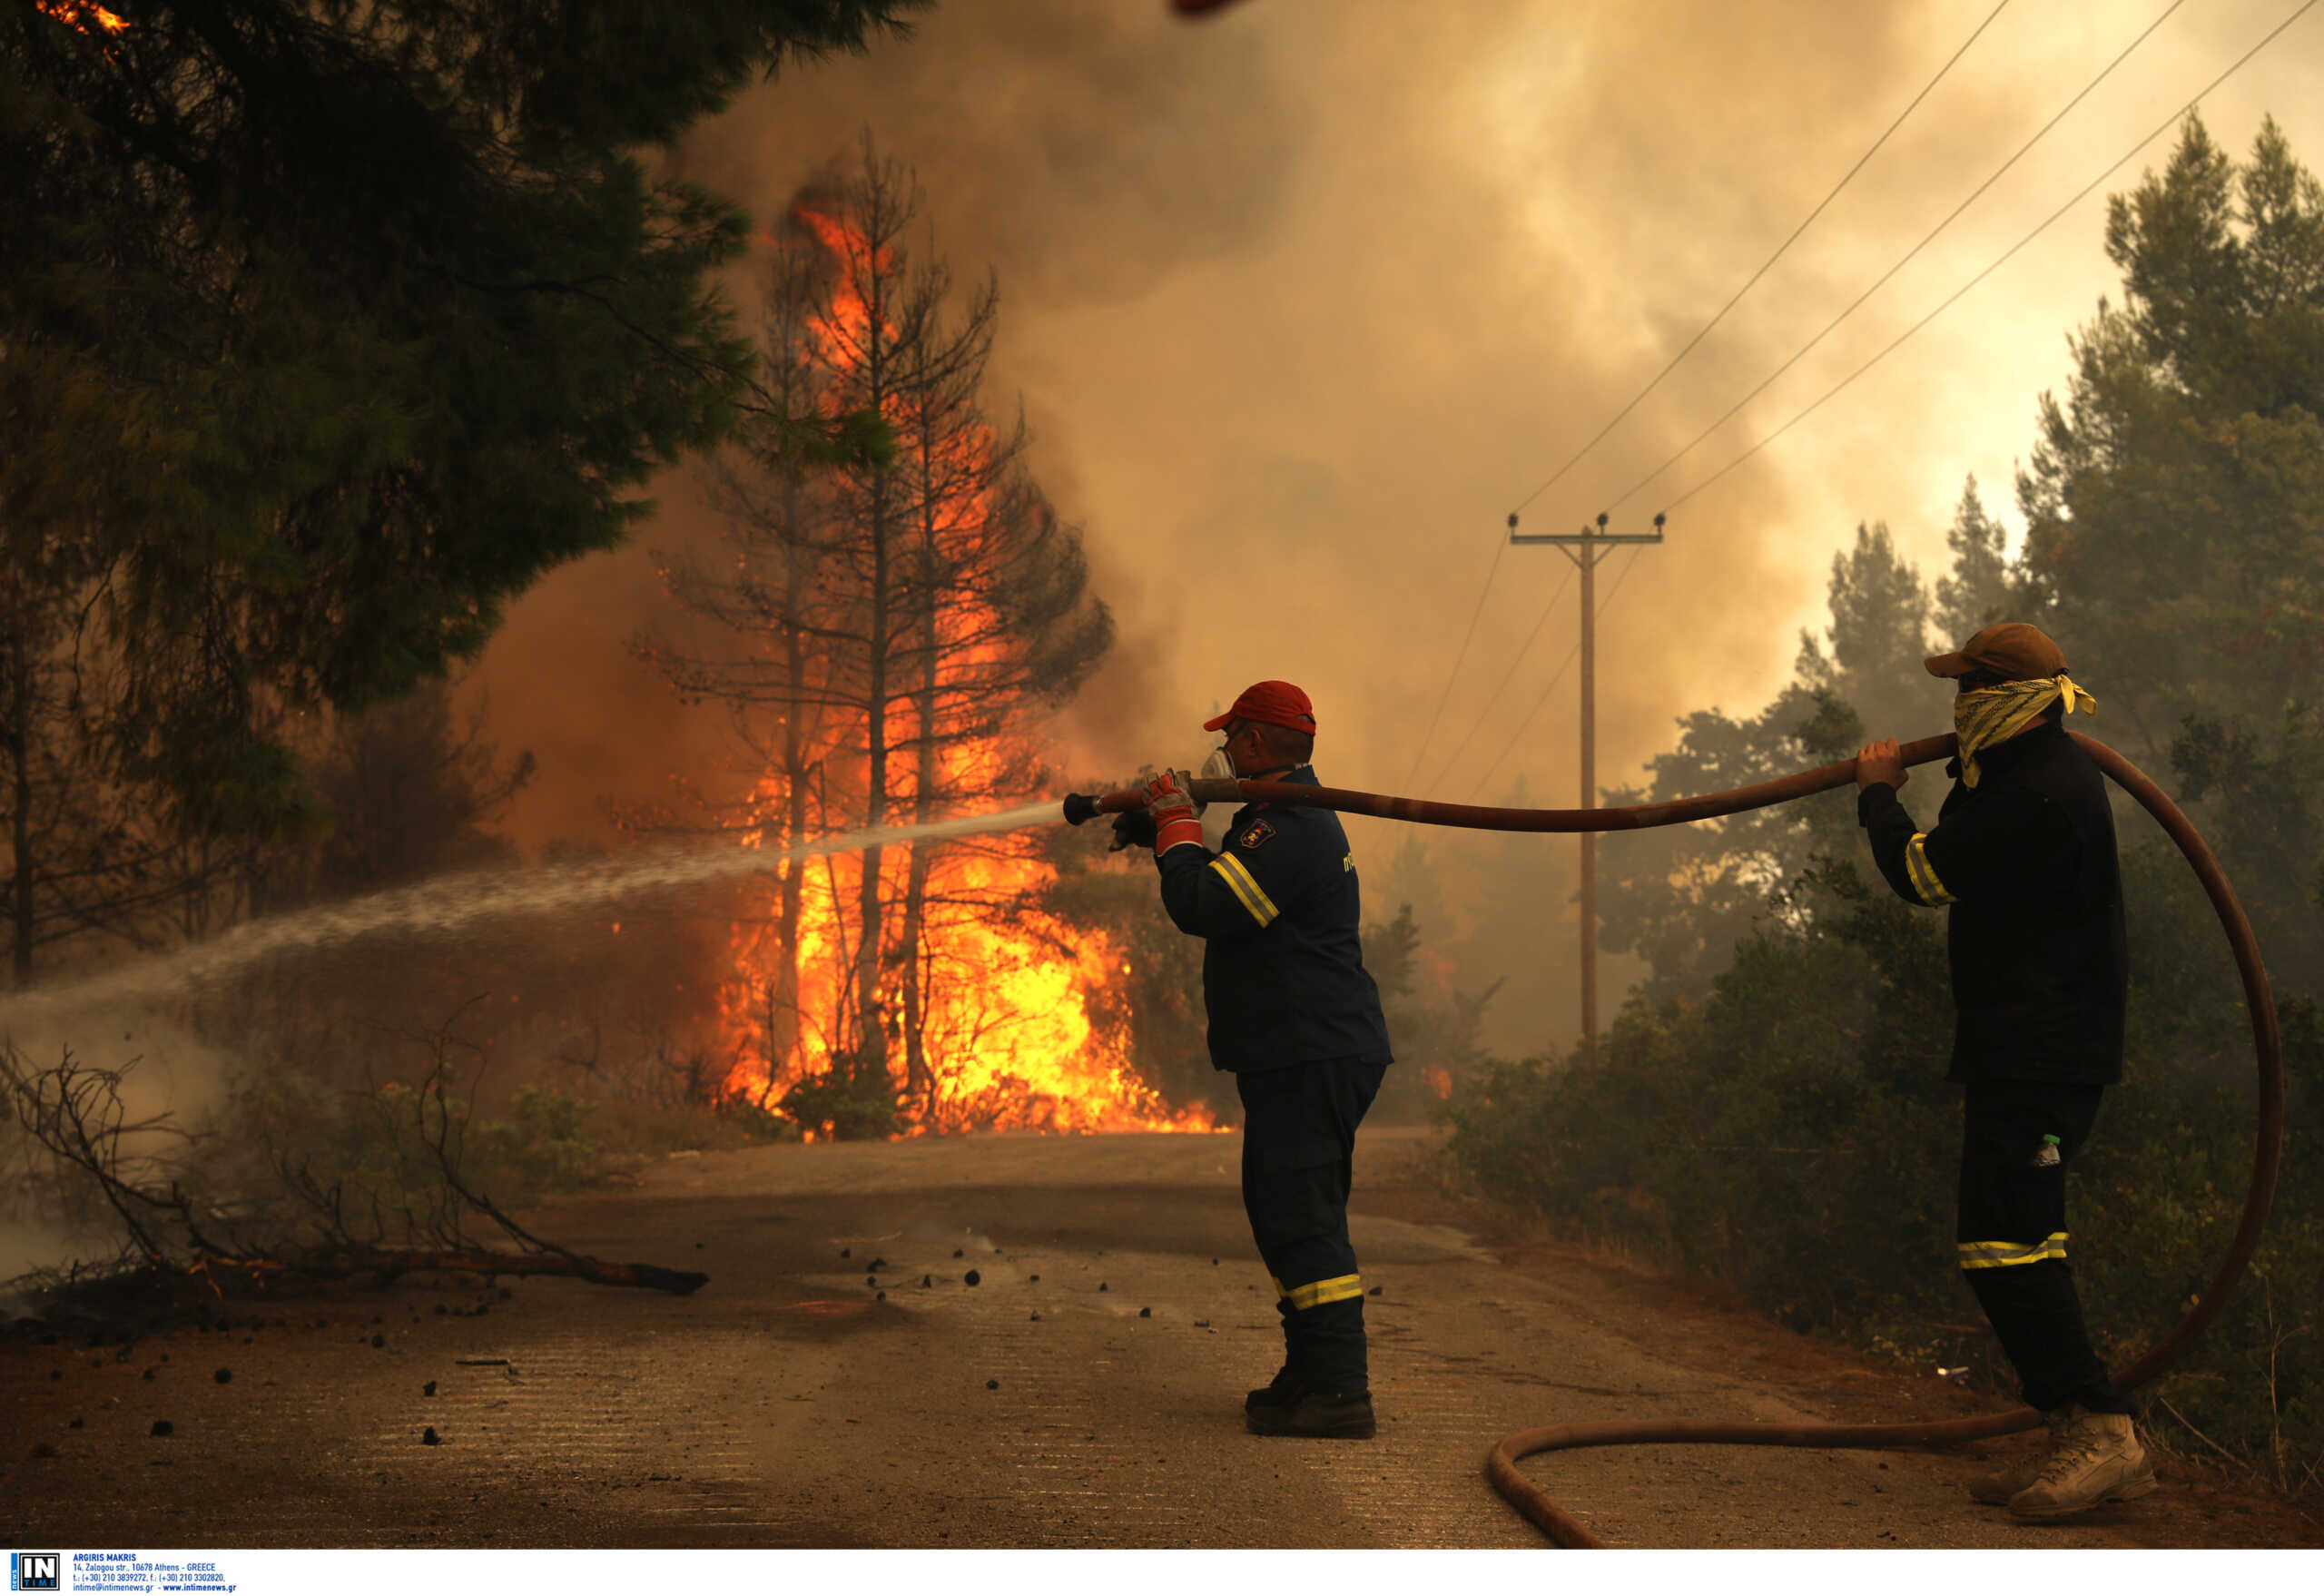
[3,1127,2310,1549]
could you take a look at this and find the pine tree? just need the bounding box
[2016,114,2324,760]
[1931,477,2015,647]
[1600,523,1950,992]
[2,0,922,834]
[2015,113,2324,982]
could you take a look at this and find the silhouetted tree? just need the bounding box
[3,0,921,836]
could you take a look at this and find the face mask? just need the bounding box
[1197,744,1237,803]
[1954,675,2096,786]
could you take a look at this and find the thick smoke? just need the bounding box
[464,0,2324,1054]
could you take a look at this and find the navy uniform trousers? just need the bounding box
[1957,1079,2129,1414]
[1236,1057,1386,1394]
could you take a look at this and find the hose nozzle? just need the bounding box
[1061,793,1104,826]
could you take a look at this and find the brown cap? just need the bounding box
[1924,621,2067,680]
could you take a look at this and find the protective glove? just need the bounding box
[1108,806,1158,853]
[1143,768,1206,857]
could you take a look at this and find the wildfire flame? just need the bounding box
[36,0,128,35]
[722,832,1215,1137]
[715,202,1216,1139]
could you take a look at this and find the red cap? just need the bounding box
[1203,680,1316,734]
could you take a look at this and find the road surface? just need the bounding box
[3,1127,2310,1548]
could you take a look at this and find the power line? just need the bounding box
[1648,0,2319,519]
[1603,0,2191,517]
[1429,565,1576,782]
[1461,546,1647,803]
[1503,0,2014,521]
[1399,537,1509,789]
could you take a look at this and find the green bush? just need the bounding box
[777,1052,900,1141]
[470,1086,599,1198]
[235,1062,611,1244]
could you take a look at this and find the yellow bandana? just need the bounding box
[1954,674,2097,787]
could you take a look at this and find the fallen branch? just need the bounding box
[278,1245,707,1295]
[5,1031,712,1305]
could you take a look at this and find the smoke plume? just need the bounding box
[463,0,2324,1053]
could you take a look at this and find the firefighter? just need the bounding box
[1118,680,1393,1438]
[1855,621,2152,1521]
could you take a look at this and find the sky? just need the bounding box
[458,0,2324,1051]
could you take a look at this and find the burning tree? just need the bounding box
[638,147,1204,1138]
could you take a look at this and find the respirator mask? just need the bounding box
[1196,742,1237,809]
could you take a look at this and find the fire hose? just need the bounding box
[1063,731,2284,1546]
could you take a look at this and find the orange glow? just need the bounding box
[714,202,1216,1140]
[722,833,1216,1135]
[37,1,128,35]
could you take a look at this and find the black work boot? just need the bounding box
[1245,1388,1376,1439]
[1245,1367,1305,1414]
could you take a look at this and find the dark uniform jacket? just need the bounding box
[1857,719,2127,1084]
[1155,764,1393,1074]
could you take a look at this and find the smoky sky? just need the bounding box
[463,0,2324,1050]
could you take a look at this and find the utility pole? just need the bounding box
[1506,508,1665,1053]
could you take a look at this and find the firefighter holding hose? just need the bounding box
[1855,622,2154,1522]
[1117,680,1393,1439]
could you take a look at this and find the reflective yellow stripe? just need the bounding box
[1958,1233,2069,1269]
[1211,853,1280,927]
[1209,857,1271,924]
[1281,1273,1364,1311]
[1905,832,1956,906]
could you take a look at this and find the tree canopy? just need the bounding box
[2,0,921,832]
[2019,113,2324,754]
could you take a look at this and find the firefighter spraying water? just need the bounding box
[1112,682,1394,1441]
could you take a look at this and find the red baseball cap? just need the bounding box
[1203,680,1316,734]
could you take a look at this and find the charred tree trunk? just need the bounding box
[852,348,892,1093]
[765,475,817,1076]
[899,429,944,1110]
[5,625,34,988]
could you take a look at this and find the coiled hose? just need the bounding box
[1065,732,2284,1545]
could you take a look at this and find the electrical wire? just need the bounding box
[1454,0,2319,891]
[1504,0,2015,521]
[1461,547,1647,803]
[1405,3,2014,794]
[1399,537,1510,789]
[1640,0,2321,520]
[1602,0,2191,516]
[1430,566,1576,785]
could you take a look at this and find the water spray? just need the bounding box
[2,802,1063,1030]
[1072,731,2283,1548]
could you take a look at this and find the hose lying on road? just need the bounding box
[1067,733,2284,1546]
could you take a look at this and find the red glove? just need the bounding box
[1142,769,1204,856]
